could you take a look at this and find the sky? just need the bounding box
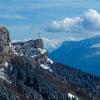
[0,0,100,44]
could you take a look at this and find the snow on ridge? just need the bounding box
[38,48,47,54]
[5,62,8,68]
[47,58,53,64]
[40,64,52,72]
[68,93,79,100]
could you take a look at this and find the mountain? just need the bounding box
[0,25,100,100]
[50,36,100,76]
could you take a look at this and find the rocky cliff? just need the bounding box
[0,25,11,65]
[0,26,99,100]
[0,26,71,100]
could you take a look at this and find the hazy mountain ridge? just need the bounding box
[50,36,100,76]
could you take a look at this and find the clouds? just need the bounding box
[82,9,100,30]
[0,14,26,19]
[47,17,83,33]
[43,38,62,50]
[1,0,100,41]
[47,9,100,34]
[42,37,83,52]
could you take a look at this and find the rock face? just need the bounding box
[0,26,99,100]
[0,25,10,53]
[13,39,48,66]
[0,25,11,65]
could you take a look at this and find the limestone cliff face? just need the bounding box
[0,25,10,51]
[0,25,11,64]
[0,26,52,73]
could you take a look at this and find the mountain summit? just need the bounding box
[0,26,99,100]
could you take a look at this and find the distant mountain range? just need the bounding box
[50,36,100,76]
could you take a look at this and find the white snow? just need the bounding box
[68,93,79,100]
[9,42,12,48]
[31,55,37,58]
[40,64,52,72]
[47,58,53,64]
[0,67,4,71]
[38,48,47,54]
[4,62,8,68]
[20,53,24,56]
[13,49,19,55]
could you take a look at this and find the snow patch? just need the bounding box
[68,93,79,100]
[9,42,12,48]
[31,55,37,58]
[20,53,24,56]
[40,64,52,72]
[47,58,53,64]
[0,67,4,72]
[13,49,19,55]
[4,62,8,68]
[38,48,47,54]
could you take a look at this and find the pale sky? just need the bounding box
[0,0,100,40]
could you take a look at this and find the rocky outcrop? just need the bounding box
[0,25,12,65]
[0,26,70,100]
[12,39,49,65]
[0,25,11,53]
[0,26,99,100]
